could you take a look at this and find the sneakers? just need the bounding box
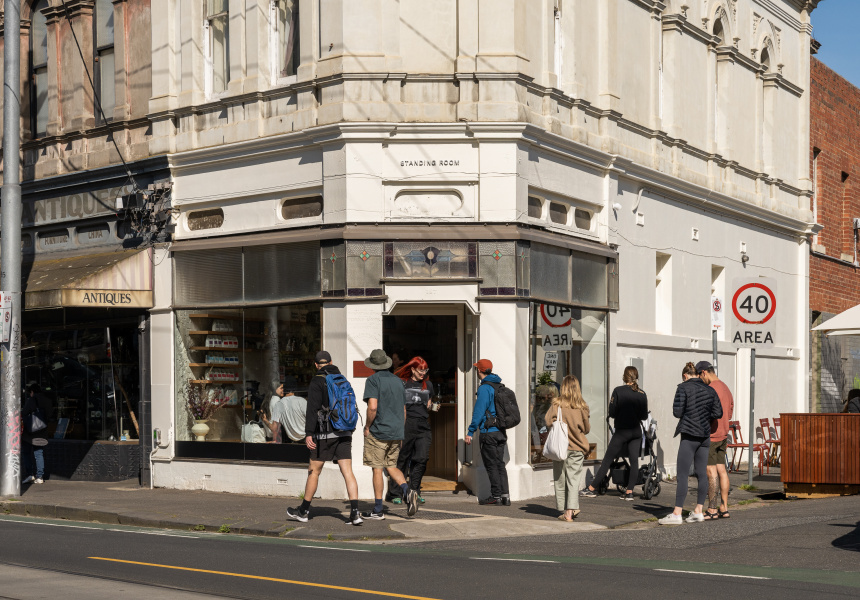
[33,478,44,484]
[22,476,34,484]
[346,510,363,526]
[362,510,385,521]
[621,493,634,501]
[501,496,511,506]
[417,495,426,504]
[579,488,597,498]
[391,497,403,505]
[286,507,310,523]
[658,513,684,525]
[479,496,500,505]
[685,511,705,523]
[405,489,420,517]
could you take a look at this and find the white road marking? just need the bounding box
[654,569,770,580]
[0,517,197,538]
[471,557,557,564]
[297,545,370,552]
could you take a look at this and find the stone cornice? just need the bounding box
[752,0,803,32]
[662,14,716,45]
[165,121,814,236]
[21,116,152,151]
[628,0,666,13]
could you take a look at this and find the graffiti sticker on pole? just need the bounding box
[731,278,777,347]
[0,292,11,343]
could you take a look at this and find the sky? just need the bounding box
[812,0,860,87]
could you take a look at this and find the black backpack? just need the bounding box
[482,382,521,430]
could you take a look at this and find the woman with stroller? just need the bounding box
[544,375,591,521]
[581,366,648,500]
[386,356,434,504]
[658,361,723,525]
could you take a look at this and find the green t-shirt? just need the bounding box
[363,370,406,441]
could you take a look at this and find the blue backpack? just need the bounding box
[322,374,359,432]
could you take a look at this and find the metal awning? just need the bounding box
[22,248,153,310]
[811,305,860,337]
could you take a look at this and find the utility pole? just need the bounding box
[1,0,23,497]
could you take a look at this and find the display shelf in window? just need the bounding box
[188,314,266,322]
[188,330,266,338]
[189,346,262,352]
[188,363,243,368]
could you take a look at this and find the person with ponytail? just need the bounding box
[386,356,435,504]
[580,366,648,500]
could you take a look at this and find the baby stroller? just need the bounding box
[596,413,662,500]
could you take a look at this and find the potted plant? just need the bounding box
[186,382,224,441]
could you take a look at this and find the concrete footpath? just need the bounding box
[0,470,788,542]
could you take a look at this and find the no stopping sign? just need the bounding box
[731,278,777,347]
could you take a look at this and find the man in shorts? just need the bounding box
[699,361,734,520]
[362,349,419,519]
[287,351,363,526]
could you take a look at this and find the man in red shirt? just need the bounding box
[698,361,733,519]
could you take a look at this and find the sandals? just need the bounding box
[718,509,730,519]
[557,510,581,522]
[703,510,720,521]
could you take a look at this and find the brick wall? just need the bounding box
[810,58,860,315]
[810,58,860,411]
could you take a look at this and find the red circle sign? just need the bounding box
[540,304,572,328]
[732,283,776,325]
[712,299,722,312]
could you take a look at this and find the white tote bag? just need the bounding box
[542,407,569,462]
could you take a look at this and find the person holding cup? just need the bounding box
[387,356,435,505]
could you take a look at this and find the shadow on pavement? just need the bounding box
[518,503,561,518]
[832,521,860,552]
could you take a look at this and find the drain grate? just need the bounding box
[389,510,483,521]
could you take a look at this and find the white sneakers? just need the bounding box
[657,513,683,525]
[658,511,705,525]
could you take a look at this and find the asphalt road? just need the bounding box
[0,496,858,600]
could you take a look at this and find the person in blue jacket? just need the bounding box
[465,359,510,506]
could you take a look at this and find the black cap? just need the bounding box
[315,350,332,364]
[695,361,713,373]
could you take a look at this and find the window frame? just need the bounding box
[30,0,50,138]
[93,0,116,124]
[204,0,231,98]
[270,0,300,85]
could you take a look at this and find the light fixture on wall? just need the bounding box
[741,251,750,265]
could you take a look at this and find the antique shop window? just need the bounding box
[383,241,477,279]
[274,0,300,78]
[22,325,141,443]
[94,0,116,121]
[30,0,49,137]
[529,302,607,465]
[205,0,230,94]
[174,304,321,460]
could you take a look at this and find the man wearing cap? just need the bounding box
[287,351,363,526]
[465,359,511,506]
[699,362,734,520]
[362,349,419,519]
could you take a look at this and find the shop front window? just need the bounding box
[22,325,140,442]
[173,303,321,460]
[529,302,607,465]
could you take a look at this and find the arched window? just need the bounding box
[94,0,115,121]
[712,18,724,45]
[760,47,771,72]
[275,0,299,78]
[30,0,49,137]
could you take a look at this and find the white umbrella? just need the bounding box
[811,304,860,336]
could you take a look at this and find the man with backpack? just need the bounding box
[362,349,419,519]
[287,351,363,526]
[466,359,518,506]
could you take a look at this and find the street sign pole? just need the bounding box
[712,330,718,374]
[0,0,22,497]
[748,349,756,488]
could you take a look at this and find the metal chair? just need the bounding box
[727,420,768,475]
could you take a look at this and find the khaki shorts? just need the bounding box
[708,437,728,466]
[363,432,401,468]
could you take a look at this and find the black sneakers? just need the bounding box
[501,496,511,506]
[362,510,385,521]
[479,496,500,505]
[286,507,310,522]
[346,510,363,526]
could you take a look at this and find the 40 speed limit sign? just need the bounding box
[731,278,777,347]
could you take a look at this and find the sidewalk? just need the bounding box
[0,469,785,542]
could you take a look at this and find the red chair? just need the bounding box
[760,417,781,467]
[727,421,768,475]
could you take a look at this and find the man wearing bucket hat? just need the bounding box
[362,349,419,519]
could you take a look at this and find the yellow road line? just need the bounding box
[88,557,443,600]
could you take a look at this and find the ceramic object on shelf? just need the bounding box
[191,420,210,442]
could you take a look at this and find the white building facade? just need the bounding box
[147,0,820,500]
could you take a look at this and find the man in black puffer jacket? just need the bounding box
[658,361,722,526]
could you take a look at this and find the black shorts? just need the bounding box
[311,436,352,463]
